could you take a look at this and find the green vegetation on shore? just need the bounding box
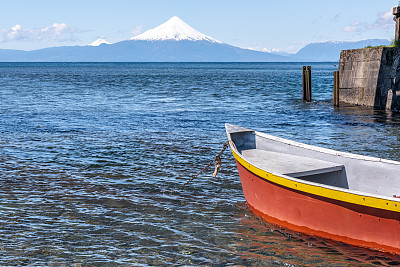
[365,40,400,49]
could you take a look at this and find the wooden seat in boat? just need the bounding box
[240,149,344,178]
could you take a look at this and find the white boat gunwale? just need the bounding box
[226,124,400,212]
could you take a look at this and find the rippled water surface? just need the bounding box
[2,62,400,266]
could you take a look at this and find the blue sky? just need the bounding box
[0,0,396,52]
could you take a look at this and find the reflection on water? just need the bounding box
[235,202,400,266]
[1,62,400,265]
[329,106,400,160]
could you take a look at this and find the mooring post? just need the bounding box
[333,71,339,106]
[302,66,311,102]
[386,89,393,110]
[302,66,306,101]
[307,66,312,102]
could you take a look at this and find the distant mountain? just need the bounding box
[131,16,222,43]
[0,17,392,62]
[271,51,292,57]
[292,39,391,62]
[88,37,111,46]
[0,16,292,62]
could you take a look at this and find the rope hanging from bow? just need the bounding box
[178,142,229,190]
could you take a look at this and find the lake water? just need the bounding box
[1,62,400,266]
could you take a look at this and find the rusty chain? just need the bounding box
[178,142,229,190]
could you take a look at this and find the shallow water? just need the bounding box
[1,62,400,265]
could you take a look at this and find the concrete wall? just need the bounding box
[338,47,400,110]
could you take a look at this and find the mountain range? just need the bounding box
[0,16,392,62]
[293,39,391,61]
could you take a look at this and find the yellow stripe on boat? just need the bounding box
[232,149,400,213]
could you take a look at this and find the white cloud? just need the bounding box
[343,9,394,33]
[374,10,393,30]
[131,25,142,36]
[0,23,82,43]
[343,21,362,32]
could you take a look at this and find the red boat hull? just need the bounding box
[236,160,400,255]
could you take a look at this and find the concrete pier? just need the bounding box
[334,5,400,110]
[338,47,400,110]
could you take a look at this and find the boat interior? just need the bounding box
[229,129,400,198]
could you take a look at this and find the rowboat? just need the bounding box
[225,123,400,254]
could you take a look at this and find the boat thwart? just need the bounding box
[225,124,400,254]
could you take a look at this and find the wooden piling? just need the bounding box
[386,89,393,110]
[333,71,339,106]
[302,66,306,101]
[302,66,311,102]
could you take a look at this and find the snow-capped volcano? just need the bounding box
[88,37,111,46]
[131,16,222,43]
[0,16,295,62]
